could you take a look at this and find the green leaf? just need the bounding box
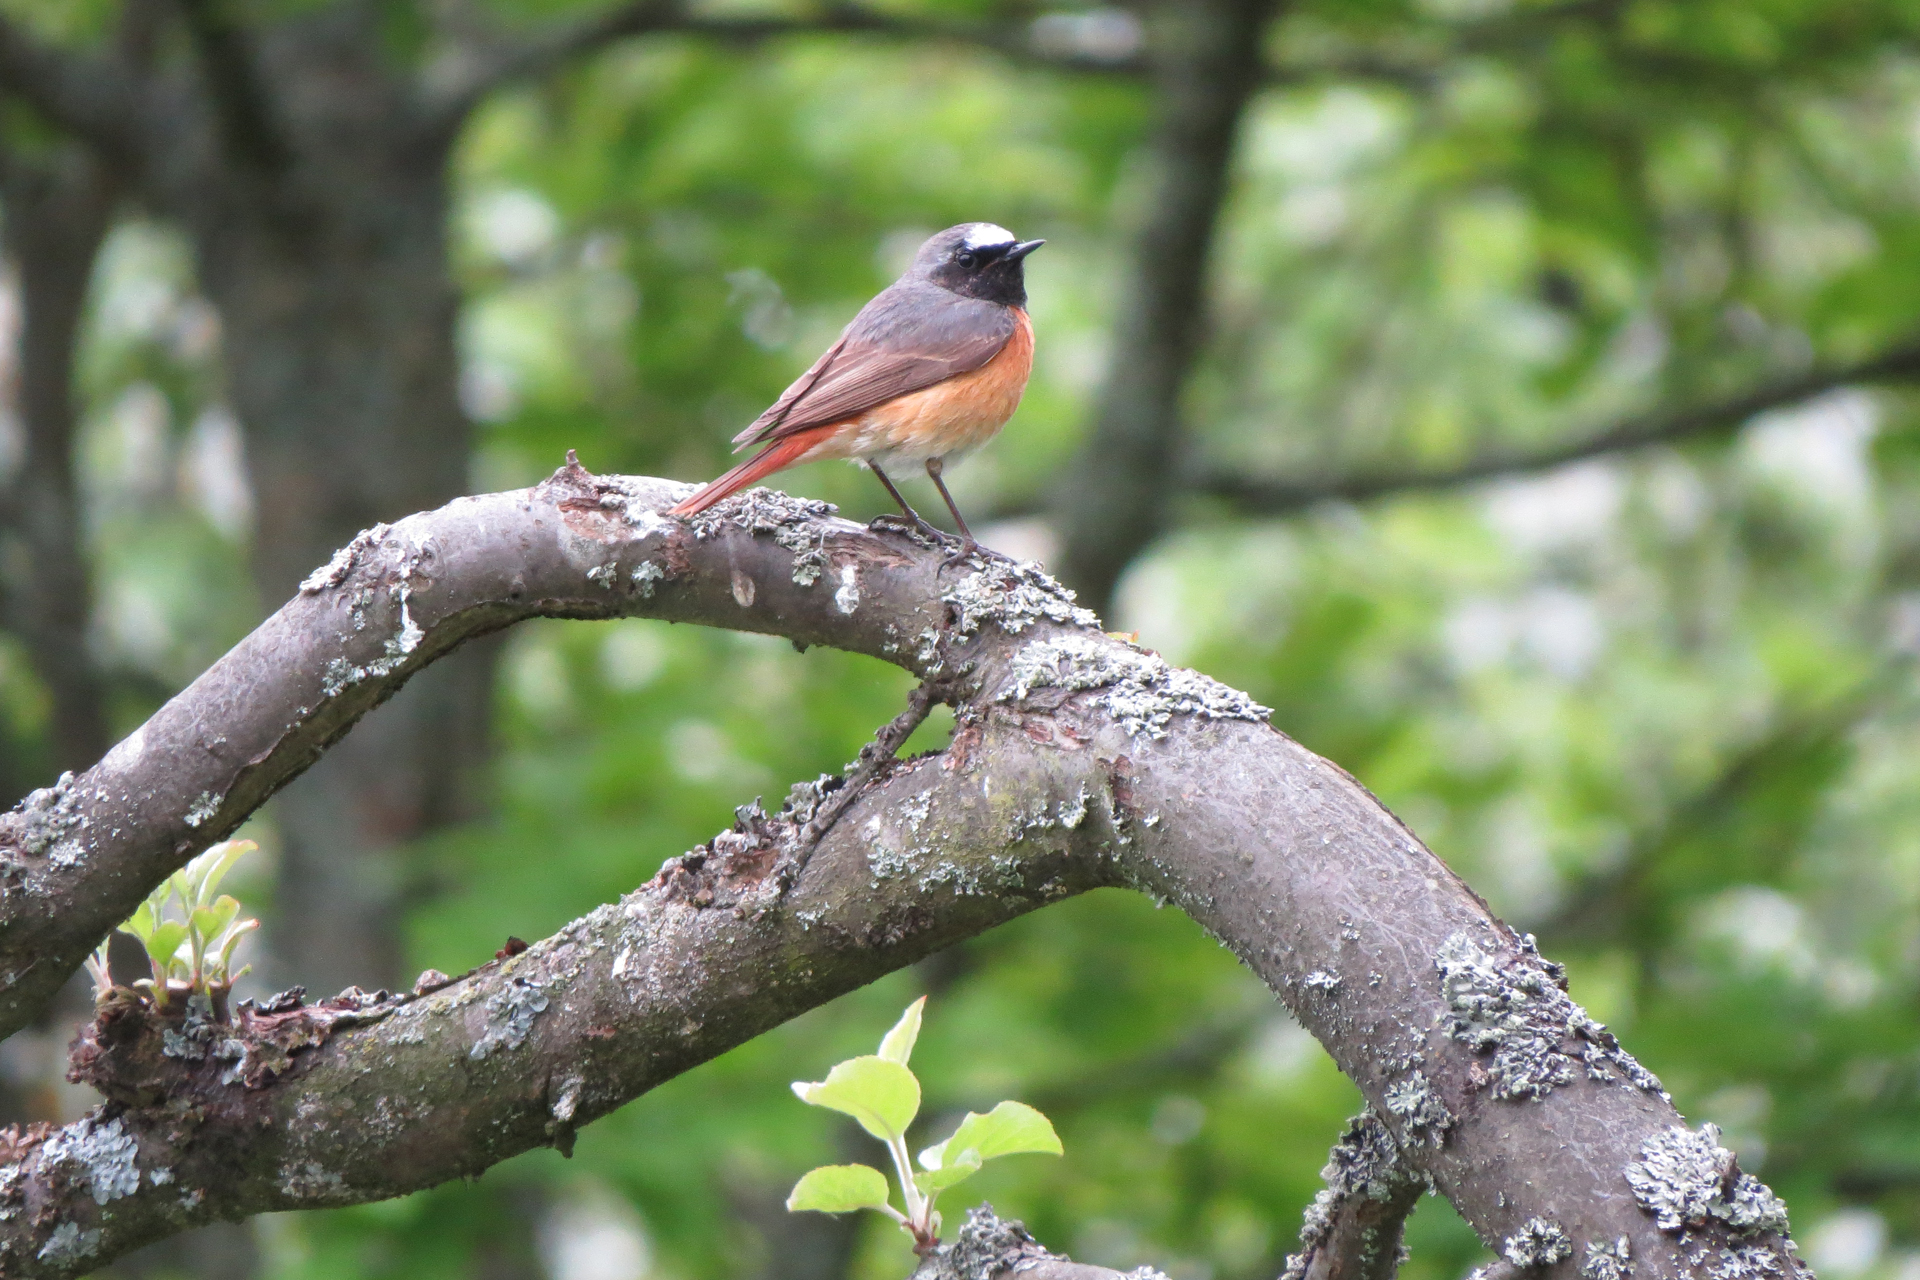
[791,1056,920,1141]
[214,918,259,974]
[785,1164,892,1215]
[911,1147,982,1197]
[191,896,240,947]
[191,840,255,909]
[145,921,189,975]
[121,900,156,944]
[919,1101,1061,1171]
[878,995,926,1065]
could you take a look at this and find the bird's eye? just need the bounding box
[956,250,978,269]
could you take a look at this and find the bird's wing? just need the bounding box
[732,283,1017,448]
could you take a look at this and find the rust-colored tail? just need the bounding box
[668,433,823,517]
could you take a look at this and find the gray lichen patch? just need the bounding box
[36,1220,103,1266]
[674,486,837,587]
[3,770,88,864]
[468,977,550,1060]
[299,522,390,594]
[928,1205,1171,1280]
[1624,1123,1791,1236]
[319,580,429,699]
[1436,932,1665,1102]
[1582,1236,1633,1280]
[1707,1244,1783,1279]
[1383,1069,1454,1146]
[631,560,666,597]
[1000,634,1273,739]
[1280,1109,1425,1280]
[39,1115,140,1205]
[183,790,223,829]
[1504,1217,1573,1268]
[943,558,1099,639]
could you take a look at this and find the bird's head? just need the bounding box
[914,223,1044,307]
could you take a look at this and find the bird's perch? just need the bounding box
[0,461,1802,1278]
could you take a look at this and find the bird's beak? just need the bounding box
[1004,239,1045,262]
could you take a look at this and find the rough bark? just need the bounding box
[1279,1111,1427,1280]
[909,1207,1159,1280]
[1052,0,1281,614]
[0,469,1803,1280]
[0,143,116,779]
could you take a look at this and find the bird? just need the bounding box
[668,223,1043,561]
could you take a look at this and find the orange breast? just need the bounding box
[806,309,1034,464]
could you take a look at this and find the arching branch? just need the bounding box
[0,465,1801,1278]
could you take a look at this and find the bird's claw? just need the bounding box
[940,539,982,572]
[869,512,957,545]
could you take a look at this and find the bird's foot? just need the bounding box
[940,538,982,572]
[869,512,956,547]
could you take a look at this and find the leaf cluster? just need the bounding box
[85,838,258,1011]
[786,998,1062,1252]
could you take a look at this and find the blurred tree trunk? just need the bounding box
[1051,0,1280,615]
[140,13,496,999]
[0,139,265,1280]
[0,143,113,785]
[184,117,492,1000]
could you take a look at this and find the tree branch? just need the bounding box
[0,464,1803,1278]
[1280,1111,1427,1280]
[1197,337,1920,515]
[909,1207,1162,1280]
[420,2,1135,137]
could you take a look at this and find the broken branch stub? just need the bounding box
[0,465,1804,1278]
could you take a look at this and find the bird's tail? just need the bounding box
[667,433,822,517]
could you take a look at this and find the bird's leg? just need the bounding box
[926,457,996,568]
[866,461,952,545]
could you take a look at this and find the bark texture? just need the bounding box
[1052,0,1281,613]
[0,469,1804,1280]
[910,1207,1160,1280]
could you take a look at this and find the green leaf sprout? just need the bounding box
[86,838,261,1012]
[785,997,1062,1251]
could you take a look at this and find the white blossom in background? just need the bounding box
[1805,1208,1888,1279]
[472,188,561,268]
[599,622,667,692]
[181,406,253,540]
[538,1183,653,1280]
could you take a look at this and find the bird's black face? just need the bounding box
[917,224,1044,307]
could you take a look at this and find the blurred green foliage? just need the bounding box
[14,1,1920,1278]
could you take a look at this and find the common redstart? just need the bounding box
[669,223,1043,559]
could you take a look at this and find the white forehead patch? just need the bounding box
[963,224,1016,251]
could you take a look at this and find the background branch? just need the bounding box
[1199,337,1920,515]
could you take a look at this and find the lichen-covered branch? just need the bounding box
[0,461,961,1041]
[1281,1111,1427,1280]
[0,466,1806,1278]
[910,1207,1166,1280]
